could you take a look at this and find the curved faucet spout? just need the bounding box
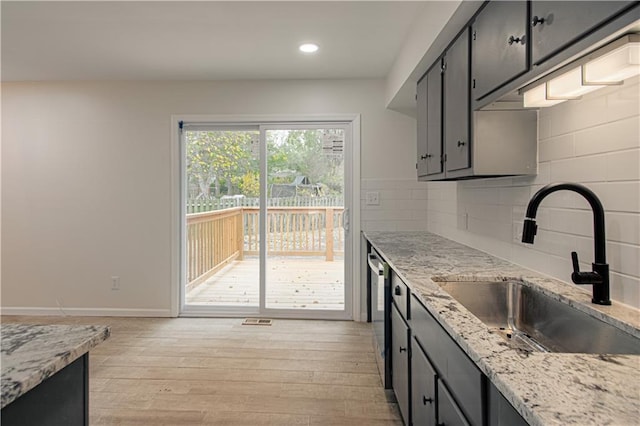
[522,183,610,305]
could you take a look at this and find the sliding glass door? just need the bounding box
[263,126,346,312]
[180,122,351,319]
[183,127,261,308]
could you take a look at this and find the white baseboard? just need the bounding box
[0,307,174,317]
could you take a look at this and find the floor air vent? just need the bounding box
[242,318,273,326]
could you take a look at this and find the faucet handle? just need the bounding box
[571,251,580,274]
[571,251,603,285]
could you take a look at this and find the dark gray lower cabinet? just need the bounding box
[388,287,528,426]
[1,355,89,426]
[411,336,437,426]
[488,383,529,426]
[438,379,471,426]
[410,295,481,425]
[392,304,411,425]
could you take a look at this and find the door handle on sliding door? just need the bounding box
[342,208,350,234]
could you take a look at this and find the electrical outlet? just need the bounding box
[366,191,380,205]
[111,276,120,290]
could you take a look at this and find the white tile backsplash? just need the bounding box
[539,134,574,162]
[426,81,640,309]
[361,178,429,232]
[608,212,640,245]
[610,272,640,309]
[605,149,640,181]
[574,116,640,156]
[549,155,607,182]
[549,92,610,136]
[590,182,640,213]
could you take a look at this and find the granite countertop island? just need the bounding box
[1,323,110,409]
[365,231,640,426]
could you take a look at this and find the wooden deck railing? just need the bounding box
[186,206,344,288]
[242,207,344,260]
[186,207,244,290]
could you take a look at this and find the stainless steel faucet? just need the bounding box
[522,183,611,305]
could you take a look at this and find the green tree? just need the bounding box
[186,130,258,198]
[267,129,344,195]
[236,171,260,197]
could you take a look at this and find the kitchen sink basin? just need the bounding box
[437,280,640,354]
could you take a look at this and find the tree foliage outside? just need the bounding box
[186,129,344,201]
[186,130,259,198]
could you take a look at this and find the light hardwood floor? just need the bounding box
[2,316,402,425]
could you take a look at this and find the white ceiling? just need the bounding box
[1,1,431,82]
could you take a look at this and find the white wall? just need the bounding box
[1,79,416,314]
[426,77,640,309]
[385,0,461,112]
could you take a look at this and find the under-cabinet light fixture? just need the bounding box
[522,83,568,108]
[522,34,640,108]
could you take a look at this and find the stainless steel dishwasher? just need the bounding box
[368,247,391,389]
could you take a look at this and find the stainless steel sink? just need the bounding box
[437,281,640,354]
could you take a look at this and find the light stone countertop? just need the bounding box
[365,231,640,426]
[1,323,110,408]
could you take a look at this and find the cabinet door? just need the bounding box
[426,61,443,176]
[531,1,635,65]
[391,305,410,425]
[472,1,528,100]
[411,295,484,425]
[391,271,409,320]
[411,337,437,426]
[417,62,444,178]
[444,28,470,173]
[417,73,429,178]
[487,382,528,426]
[437,379,470,426]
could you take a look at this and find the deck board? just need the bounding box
[185,256,345,310]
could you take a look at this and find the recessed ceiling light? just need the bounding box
[299,43,319,54]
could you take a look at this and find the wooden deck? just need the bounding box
[185,256,345,310]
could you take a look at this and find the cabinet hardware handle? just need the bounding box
[421,154,432,160]
[399,346,407,353]
[508,35,522,45]
[531,16,545,27]
[457,141,466,147]
[423,395,433,405]
[394,285,402,296]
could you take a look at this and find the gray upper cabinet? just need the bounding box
[418,24,537,181]
[416,72,428,178]
[417,61,443,178]
[444,28,470,173]
[416,0,638,181]
[531,1,636,65]
[472,1,529,101]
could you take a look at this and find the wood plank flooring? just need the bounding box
[186,257,345,310]
[1,316,402,425]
